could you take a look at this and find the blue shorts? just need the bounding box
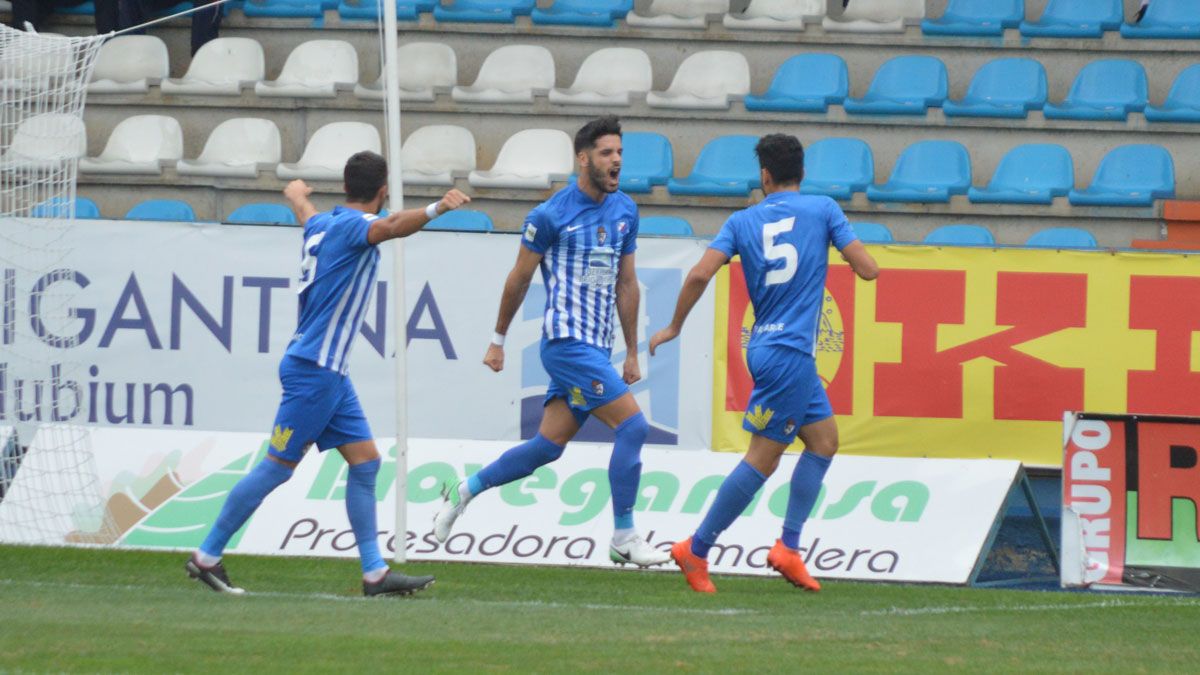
[268,354,373,462]
[541,338,629,426]
[742,346,833,444]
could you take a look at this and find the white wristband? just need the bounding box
[425,202,440,220]
[491,332,505,347]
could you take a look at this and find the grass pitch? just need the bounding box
[1,545,1197,673]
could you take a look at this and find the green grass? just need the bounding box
[1,545,1197,673]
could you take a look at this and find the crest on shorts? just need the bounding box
[270,425,294,453]
[591,379,604,396]
[569,387,586,407]
[745,405,774,431]
[783,419,797,437]
[597,226,607,246]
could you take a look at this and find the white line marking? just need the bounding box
[861,598,1200,617]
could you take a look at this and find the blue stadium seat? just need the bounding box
[1020,0,1121,38]
[124,199,196,222]
[427,210,494,232]
[1043,60,1147,121]
[921,0,1023,36]
[800,137,874,200]
[968,144,1073,205]
[32,197,101,219]
[619,131,673,194]
[866,141,971,203]
[639,216,693,236]
[667,135,761,197]
[843,55,947,116]
[433,0,534,23]
[743,53,849,113]
[852,222,893,244]
[1068,145,1175,207]
[242,0,329,18]
[943,58,1047,119]
[531,0,632,27]
[338,0,430,20]
[1145,64,1200,123]
[1026,227,1098,248]
[227,203,298,226]
[1120,0,1200,39]
[924,225,994,246]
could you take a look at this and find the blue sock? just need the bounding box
[473,434,564,493]
[782,452,833,550]
[346,459,386,574]
[609,413,648,531]
[199,459,293,558]
[691,460,766,559]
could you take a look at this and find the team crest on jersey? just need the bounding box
[783,419,797,436]
[270,425,294,452]
[597,226,607,246]
[569,387,586,407]
[591,379,604,396]
[618,221,627,232]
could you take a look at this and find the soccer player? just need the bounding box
[185,151,470,597]
[432,116,669,568]
[648,134,878,593]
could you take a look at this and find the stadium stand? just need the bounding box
[1019,0,1123,38]
[1043,59,1148,121]
[432,0,535,24]
[867,141,972,203]
[125,199,196,222]
[242,0,325,19]
[1119,0,1200,38]
[400,124,476,186]
[355,41,456,101]
[1068,144,1176,207]
[451,44,554,104]
[921,0,1024,36]
[176,118,282,178]
[80,114,183,175]
[1144,64,1200,122]
[924,224,995,246]
[1,113,86,170]
[337,0,430,21]
[254,39,358,98]
[645,51,750,110]
[32,196,102,219]
[967,144,1074,205]
[87,35,168,94]
[227,202,299,225]
[942,58,1047,119]
[851,222,894,244]
[159,37,264,95]
[427,209,494,231]
[1026,227,1100,248]
[276,121,381,180]
[626,0,729,29]
[467,128,572,189]
[667,135,761,197]
[743,53,849,113]
[531,0,632,28]
[843,55,948,116]
[639,215,693,236]
[548,47,652,107]
[823,0,924,33]
[616,131,673,194]
[799,137,874,201]
[722,0,821,31]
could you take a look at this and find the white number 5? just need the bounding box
[297,231,326,294]
[762,217,797,286]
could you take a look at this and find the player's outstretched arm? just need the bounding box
[841,240,880,281]
[649,248,730,356]
[615,252,641,385]
[283,180,319,226]
[483,245,543,373]
[366,189,471,245]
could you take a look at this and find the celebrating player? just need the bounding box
[185,151,470,597]
[432,116,669,568]
[649,134,878,593]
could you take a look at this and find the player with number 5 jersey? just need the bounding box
[649,134,879,593]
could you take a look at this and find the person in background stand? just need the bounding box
[118,0,220,54]
[10,0,118,33]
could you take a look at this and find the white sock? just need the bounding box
[194,550,220,568]
[612,528,637,546]
[458,480,474,504]
[363,566,388,583]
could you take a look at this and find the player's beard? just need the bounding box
[587,162,619,194]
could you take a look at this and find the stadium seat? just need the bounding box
[80,115,183,175]
[31,197,101,219]
[355,42,456,102]
[1019,0,1122,38]
[433,0,535,23]
[722,0,823,31]
[743,53,848,113]
[176,118,282,178]
[924,225,994,246]
[124,199,196,222]
[626,0,729,29]
[1145,64,1200,123]
[227,203,298,226]
[800,137,874,200]
[400,125,476,186]
[0,30,75,91]
[1120,0,1200,39]
[276,122,382,181]
[943,58,1047,119]
[0,113,86,171]
[646,51,750,110]
[1043,60,1147,121]
[88,35,169,94]
[921,0,1023,36]
[866,141,971,203]
[843,55,947,116]
[160,37,265,96]
[549,47,652,107]
[968,144,1073,205]
[1068,144,1175,207]
[823,0,923,33]
[451,45,554,104]
[467,129,573,189]
[1026,227,1098,248]
[532,0,632,27]
[338,0,430,21]
[617,131,673,194]
[639,216,693,236]
[427,210,494,232]
[852,222,893,243]
[242,0,324,18]
[667,135,761,197]
[255,40,357,98]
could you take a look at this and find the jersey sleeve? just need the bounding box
[826,198,858,251]
[345,212,376,250]
[521,207,555,254]
[709,213,740,257]
[621,209,638,256]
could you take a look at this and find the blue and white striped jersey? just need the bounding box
[522,184,639,351]
[285,205,380,374]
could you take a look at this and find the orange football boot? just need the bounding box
[766,539,821,592]
[671,537,716,594]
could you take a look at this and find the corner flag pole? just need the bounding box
[381,0,408,564]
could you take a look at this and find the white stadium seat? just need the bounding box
[0,113,86,171]
[88,35,169,94]
[80,115,182,175]
[160,37,265,96]
[823,0,924,33]
[723,0,822,31]
[549,47,652,107]
[0,31,72,92]
[401,125,476,187]
[468,129,572,190]
[176,118,282,178]
[355,41,457,102]
[646,51,750,110]
[626,0,729,29]
[276,122,381,181]
[452,45,555,104]
[255,39,358,98]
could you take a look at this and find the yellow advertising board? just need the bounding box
[712,245,1200,466]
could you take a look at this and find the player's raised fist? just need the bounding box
[648,326,679,356]
[483,343,504,372]
[437,189,471,215]
[283,179,312,201]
